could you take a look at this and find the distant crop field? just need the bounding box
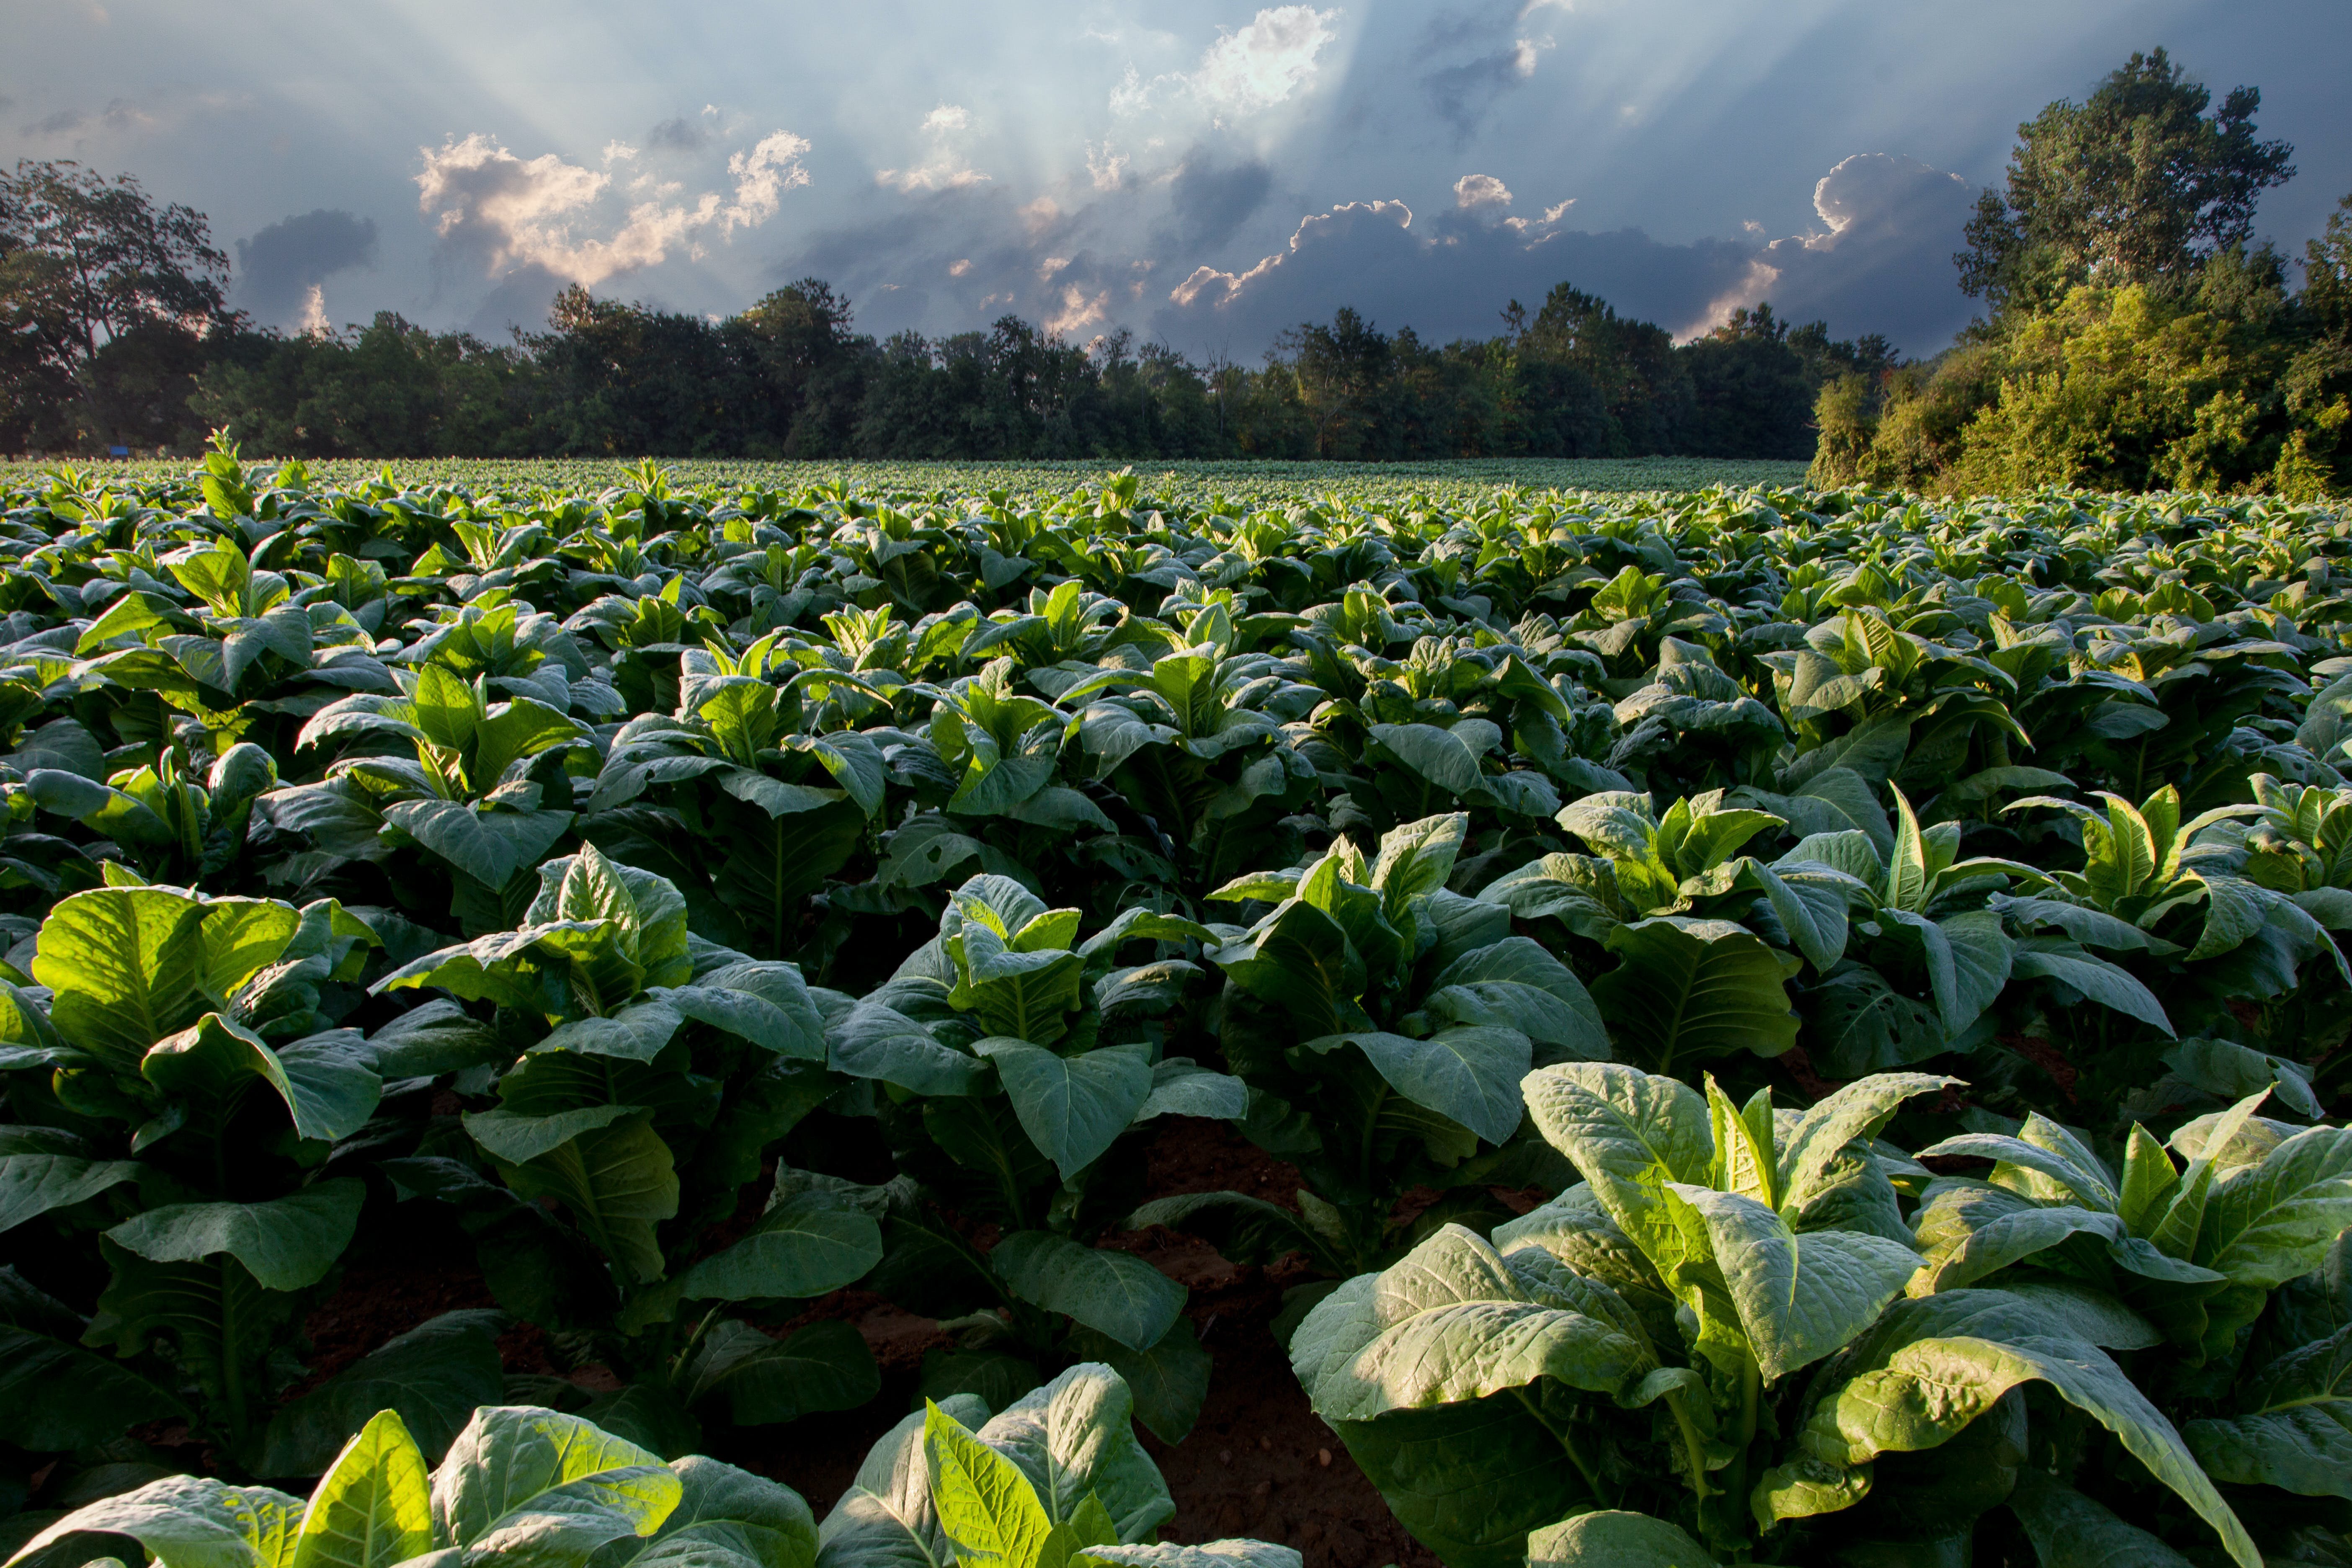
[6,454,1813,503]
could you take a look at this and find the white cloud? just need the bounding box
[1086,141,1130,191]
[877,104,990,192]
[1171,198,1411,309]
[948,258,974,277]
[723,130,812,231]
[1454,174,1511,210]
[1194,6,1341,111]
[297,284,329,335]
[1681,152,1975,340]
[1045,283,1112,337]
[416,129,808,287]
[602,140,637,164]
[1113,6,1341,119]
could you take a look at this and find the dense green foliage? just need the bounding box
[7,1371,1291,1568]
[0,191,1877,465]
[1816,49,2352,500]
[1,455,2350,1567]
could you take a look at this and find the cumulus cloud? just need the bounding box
[416,128,808,289]
[779,140,1973,367]
[1153,192,1759,351]
[877,104,990,193]
[1113,6,1340,119]
[235,208,379,327]
[1193,6,1341,111]
[1687,152,1978,346]
[1454,173,1511,210]
[1170,199,1414,309]
[724,130,814,231]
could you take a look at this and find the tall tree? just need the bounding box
[0,160,233,446]
[1957,48,2295,312]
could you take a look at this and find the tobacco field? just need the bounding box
[1,449,2349,1568]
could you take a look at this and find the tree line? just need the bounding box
[1811,47,2352,497]
[8,43,2347,489]
[0,162,1885,464]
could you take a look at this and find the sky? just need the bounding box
[6,0,2349,362]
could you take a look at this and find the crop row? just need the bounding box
[0,450,2349,1568]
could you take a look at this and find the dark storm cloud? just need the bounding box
[1153,198,1758,353]
[1725,154,1984,349]
[1162,152,1274,251]
[647,116,709,152]
[1146,152,1986,357]
[235,208,379,322]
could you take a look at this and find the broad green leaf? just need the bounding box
[0,1151,139,1235]
[1427,938,1608,1063]
[1328,1394,1587,1568]
[678,1318,882,1429]
[1908,1183,2223,1294]
[662,962,825,1060]
[1520,1063,1713,1270]
[537,998,686,1063]
[2184,1323,2352,1498]
[815,1394,991,1568]
[485,1114,680,1284]
[2195,1125,2352,1291]
[1368,812,1468,916]
[106,1181,364,1292]
[33,885,210,1072]
[2162,1037,2325,1121]
[465,1105,642,1165]
[261,1310,507,1477]
[2010,939,2173,1035]
[3,1475,305,1568]
[975,1362,1174,1541]
[826,1001,989,1097]
[990,1232,1185,1352]
[674,1194,884,1303]
[432,1406,678,1555]
[1524,1510,1718,1567]
[2005,1470,2196,1568]
[1921,1114,2118,1209]
[1765,1293,2258,1567]
[1210,900,1365,1039]
[1774,1072,1953,1223]
[1079,1544,1299,1568]
[1802,968,1946,1078]
[289,1409,433,1568]
[1306,1027,1528,1146]
[1065,1318,1212,1446]
[142,1014,382,1144]
[1290,1225,1643,1421]
[383,799,572,891]
[0,1295,185,1450]
[1589,918,1798,1071]
[972,1040,1154,1180]
[1130,1059,1247,1123]
[922,1401,1054,1568]
[1663,1183,1919,1381]
[625,1455,818,1568]
[1369,723,1487,800]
